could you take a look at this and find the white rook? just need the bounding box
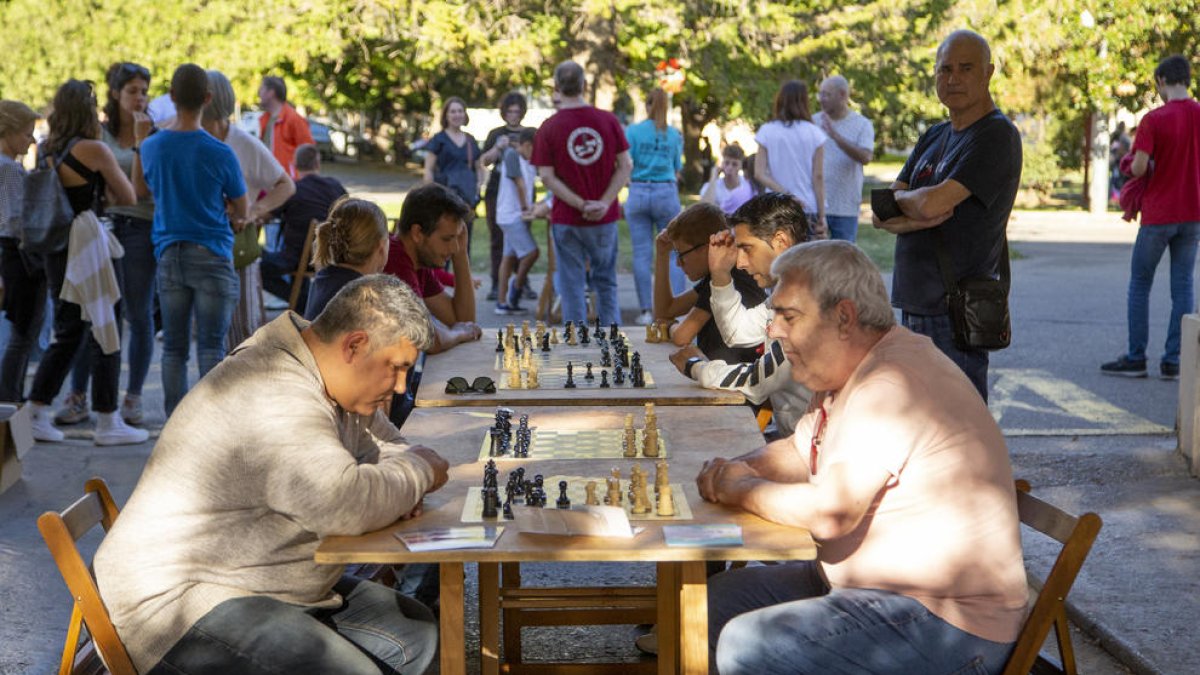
[1181,314,1200,477]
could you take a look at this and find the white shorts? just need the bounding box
[499,221,538,258]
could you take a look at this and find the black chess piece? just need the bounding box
[631,352,641,370]
[564,362,576,388]
[613,363,625,385]
[600,346,611,367]
[594,317,603,339]
[632,363,645,388]
[556,480,571,509]
[584,362,595,380]
[609,323,619,341]
[524,480,537,506]
[496,329,505,352]
[580,324,590,345]
[481,486,499,518]
[503,485,515,520]
[599,370,610,387]
[541,332,551,352]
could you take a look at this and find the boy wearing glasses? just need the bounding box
[652,202,765,365]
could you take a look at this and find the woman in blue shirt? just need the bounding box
[625,89,686,325]
[423,97,483,242]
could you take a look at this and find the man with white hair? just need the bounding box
[813,75,874,242]
[701,240,1027,674]
[95,275,449,674]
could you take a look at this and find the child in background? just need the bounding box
[494,128,540,315]
[652,202,767,364]
[700,143,755,215]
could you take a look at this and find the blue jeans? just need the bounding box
[1126,222,1200,366]
[826,214,859,242]
[157,242,239,416]
[552,222,620,325]
[902,311,989,401]
[625,182,687,308]
[710,562,1013,675]
[148,576,437,675]
[68,215,159,398]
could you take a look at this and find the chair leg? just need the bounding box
[1053,607,1077,675]
[59,603,84,675]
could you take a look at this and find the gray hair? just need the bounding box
[771,240,895,331]
[821,75,850,96]
[554,61,585,97]
[203,70,236,123]
[937,29,992,66]
[310,275,434,352]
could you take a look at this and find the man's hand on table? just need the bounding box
[669,345,704,374]
[697,457,760,506]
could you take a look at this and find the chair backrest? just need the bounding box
[37,477,137,675]
[288,218,320,312]
[1002,480,1102,675]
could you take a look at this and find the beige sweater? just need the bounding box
[94,313,435,672]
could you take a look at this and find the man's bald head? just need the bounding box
[821,75,850,96]
[937,29,992,66]
[934,29,996,122]
[818,75,851,117]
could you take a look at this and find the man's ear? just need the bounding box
[835,299,858,338]
[342,331,370,363]
[772,230,793,254]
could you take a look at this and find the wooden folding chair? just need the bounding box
[287,219,319,312]
[1002,480,1103,675]
[37,477,136,675]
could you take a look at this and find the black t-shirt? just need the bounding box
[892,109,1021,315]
[693,268,768,364]
[483,125,535,196]
[304,265,363,320]
[276,174,348,268]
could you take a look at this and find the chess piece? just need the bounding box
[609,323,619,341]
[564,361,576,388]
[496,329,506,352]
[642,403,659,457]
[656,484,676,516]
[613,363,625,385]
[584,362,594,381]
[600,346,611,367]
[508,361,522,389]
[566,321,577,346]
[521,320,531,339]
[550,327,559,344]
[630,470,651,515]
[525,363,539,389]
[506,322,515,341]
[580,323,590,345]
[541,332,551,352]
[655,460,669,496]
[657,320,672,341]
[599,370,609,388]
[503,483,515,520]
[645,322,658,343]
[605,476,622,506]
[521,344,532,369]
[585,481,600,506]
[482,486,499,518]
[556,480,571,509]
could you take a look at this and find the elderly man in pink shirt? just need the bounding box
[699,240,1028,674]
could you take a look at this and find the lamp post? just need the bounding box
[1081,9,1111,214]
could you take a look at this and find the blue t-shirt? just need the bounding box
[427,130,481,207]
[625,120,682,182]
[141,129,246,260]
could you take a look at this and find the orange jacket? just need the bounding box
[259,103,313,177]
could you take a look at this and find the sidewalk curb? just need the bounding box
[1066,599,1160,675]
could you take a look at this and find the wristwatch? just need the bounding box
[684,356,704,379]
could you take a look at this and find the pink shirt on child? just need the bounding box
[790,326,1029,643]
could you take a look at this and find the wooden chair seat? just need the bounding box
[38,477,136,675]
[1002,480,1103,675]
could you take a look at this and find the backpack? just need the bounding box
[20,139,80,255]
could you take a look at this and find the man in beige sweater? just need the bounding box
[95,275,450,674]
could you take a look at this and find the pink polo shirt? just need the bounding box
[791,326,1028,643]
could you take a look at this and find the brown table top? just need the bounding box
[316,405,814,564]
[415,326,746,408]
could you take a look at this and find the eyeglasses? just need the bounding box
[445,376,496,394]
[675,241,706,262]
[809,402,828,476]
[116,63,151,83]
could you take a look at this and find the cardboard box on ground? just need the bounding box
[0,404,34,494]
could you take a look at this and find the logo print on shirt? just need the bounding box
[567,127,604,166]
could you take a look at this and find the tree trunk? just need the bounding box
[679,98,713,193]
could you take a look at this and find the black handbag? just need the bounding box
[932,227,1011,351]
[20,139,80,255]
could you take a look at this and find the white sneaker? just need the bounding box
[635,310,654,326]
[29,404,65,442]
[121,395,144,425]
[634,625,658,655]
[54,391,89,425]
[94,412,150,446]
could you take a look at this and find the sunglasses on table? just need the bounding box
[445,376,496,394]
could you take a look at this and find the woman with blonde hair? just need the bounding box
[624,88,686,325]
[0,100,43,402]
[303,196,390,319]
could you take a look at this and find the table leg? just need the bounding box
[439,561,466,675]
[479,562,500,675]
[656,562,680,675]
[678,562,709,674]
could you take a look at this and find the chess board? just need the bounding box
[461,474,693,523]
[477,428,669,461]
[496,369,655,390]
[493,349,618,372]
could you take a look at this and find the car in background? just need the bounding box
[307,119,335,161]
[235,111,369,161]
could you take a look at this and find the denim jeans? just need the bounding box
[710,562,1013,675]
[67,215,159,399]
[552,222,620,325]
[902,311,989,401]
[28,248,124,412]
[157,242,239,417]
[625,182,687,308]
[0,238,48,401]
[826,214,859,242]
[1126,222,1200,366]
[148,576,437,675]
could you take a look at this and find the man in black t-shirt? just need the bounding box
[263,144,347,309]
[479,92,535,300]
[872,30,1021,400]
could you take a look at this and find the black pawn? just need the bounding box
[600,346,611,367]
[481,487,499,518]
[584,362,595,380]
[609,323,619,341]
[496,329,505,352]
[599,370,610,387]
[564,362,576,388]
[580,324,590,345]
[556,480,571,509]
[542,332,551,352]
[613,363,625,385]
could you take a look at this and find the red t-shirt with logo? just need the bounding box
[384,237,445,298]
[531,106,629,226]
[1133,98,1200,225]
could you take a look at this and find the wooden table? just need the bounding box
[317,406,815,674]
[416,326,746,408]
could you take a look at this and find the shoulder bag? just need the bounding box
[932,228,1011,351]
[20,139,80,255]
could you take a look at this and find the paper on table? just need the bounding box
[512,504,638,538]
[395,526,505,552]
[662,524,743,547]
